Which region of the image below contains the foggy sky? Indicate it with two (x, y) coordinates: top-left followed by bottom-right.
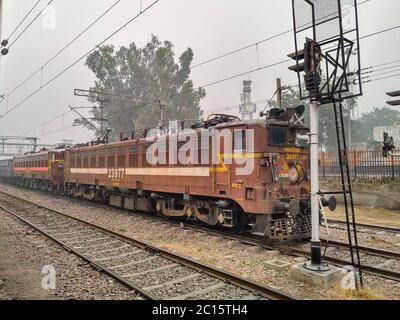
(0, 0), (399, 145)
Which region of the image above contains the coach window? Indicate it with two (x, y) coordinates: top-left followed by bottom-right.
(129, 146), (138, 167)
(107, 149), (115, 167)
(83, 152), (89, 168)
(90, 151), (97, 168)
(99, 150), (105, 168)
(234, 130), (246, 152)
(118, 148), (126, 168)
(76, 153), (82, 168)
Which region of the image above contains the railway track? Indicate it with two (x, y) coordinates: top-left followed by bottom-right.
(1, 185), (400, 284)
(287, 240), (400, 282)
(325, 219), (400, 235)
(0, 190), (296, 301)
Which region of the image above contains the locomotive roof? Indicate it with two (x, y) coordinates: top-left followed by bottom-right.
(14, 149), (64, 160)
(68, 119), (291, 152)
(214, 119), (289, 129)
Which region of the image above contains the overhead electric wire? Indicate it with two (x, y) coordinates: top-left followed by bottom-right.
(4, 0), (122, 98)
(0, 0), (389, 127)
(361, 64), (400, 75)
(22, 110), (71, 136)
(21, 102), (92, 136)
(37, 125), (75, 138)
(258, 90), (278, 119)
(361, 72), (400, 84)
(209, 98), (270, 114)
(0, 0), (161, 119)
(359, 24), (400, 41)
(186, 0), (372, 75)
(361, 68), (400, 80)
(8, 0), (56, 50)
(0, 0), (372, 115)
(100, 21), (400, 121)
(185, 19), (400, 102)
(3, 0), (42, 44)
(362, 59), (400, 71)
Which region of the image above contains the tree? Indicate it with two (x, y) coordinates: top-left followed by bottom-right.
(351, 107), (400, 146)
(270, 84), (359, 151)
(84, 35), (205, 139)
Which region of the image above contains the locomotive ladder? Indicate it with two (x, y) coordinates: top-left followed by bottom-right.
(322, 99), (363, 288)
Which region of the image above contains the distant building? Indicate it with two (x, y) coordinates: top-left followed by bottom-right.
(373, 122), (400, 145)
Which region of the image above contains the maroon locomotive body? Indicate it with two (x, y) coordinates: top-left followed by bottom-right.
(13, 150), (65, 191)
(64, 110), (314, 241)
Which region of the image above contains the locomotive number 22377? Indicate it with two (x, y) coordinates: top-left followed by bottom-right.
(107, 168), (126, 179)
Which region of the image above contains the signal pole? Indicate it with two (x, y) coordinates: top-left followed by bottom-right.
(309, 99), (322, 267)
(304, 40), (324, 269)
(289, 39), (325, 269)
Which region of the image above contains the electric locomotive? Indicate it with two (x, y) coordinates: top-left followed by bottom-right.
(63, 107), (335, 241)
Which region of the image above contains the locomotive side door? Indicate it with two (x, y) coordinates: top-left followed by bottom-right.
(210, 129), (228, 196)
(212, 127), (246, 197)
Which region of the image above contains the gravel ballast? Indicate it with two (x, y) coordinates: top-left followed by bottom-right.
(1, 183), (399, 300)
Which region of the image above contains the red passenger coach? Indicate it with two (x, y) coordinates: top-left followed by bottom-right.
(13, 150), (65, 191)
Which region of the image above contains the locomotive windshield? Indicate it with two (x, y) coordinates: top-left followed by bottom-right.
(269, 125), (308, 147)
(269, 126), (287, 146)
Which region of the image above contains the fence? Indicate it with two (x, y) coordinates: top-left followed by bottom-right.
(319, 149), (400, 180)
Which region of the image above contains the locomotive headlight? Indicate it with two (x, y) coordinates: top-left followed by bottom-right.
(288, 165), (300, 184)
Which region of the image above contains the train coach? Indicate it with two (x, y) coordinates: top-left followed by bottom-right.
(13, 150), (65, 192)
(0, 159), (13, 182)
(63, 108), (330, 241)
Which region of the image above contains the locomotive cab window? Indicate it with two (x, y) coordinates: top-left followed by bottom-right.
(269, 126), (288, 146)
(233, 130), (246, 152)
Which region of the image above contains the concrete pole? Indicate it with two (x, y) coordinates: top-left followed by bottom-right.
(309, 100), (322, 267)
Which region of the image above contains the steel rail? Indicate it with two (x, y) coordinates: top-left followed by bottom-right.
(321, 239), (400, 260)
(0, 190), (296, 301)
(282, 245), (400, 282)
(0, 202), (158, 300)
(2, 185), (400, 284)
(327, 219), (400, 234)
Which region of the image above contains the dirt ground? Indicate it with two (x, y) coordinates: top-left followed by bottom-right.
(0, 207), (138, 300)
(0, 216), (57, 300)
(326, 205), (400, 228)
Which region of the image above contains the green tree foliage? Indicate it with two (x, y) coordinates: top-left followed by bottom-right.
(272, 84), (400, 149)
(352, 107), (400, 146)
(84, 35), (205, 139)
(270, 84), (358, 151)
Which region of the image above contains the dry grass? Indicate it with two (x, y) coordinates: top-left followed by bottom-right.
(331, 286), (388, 300)
(326, 205), (400, 228)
